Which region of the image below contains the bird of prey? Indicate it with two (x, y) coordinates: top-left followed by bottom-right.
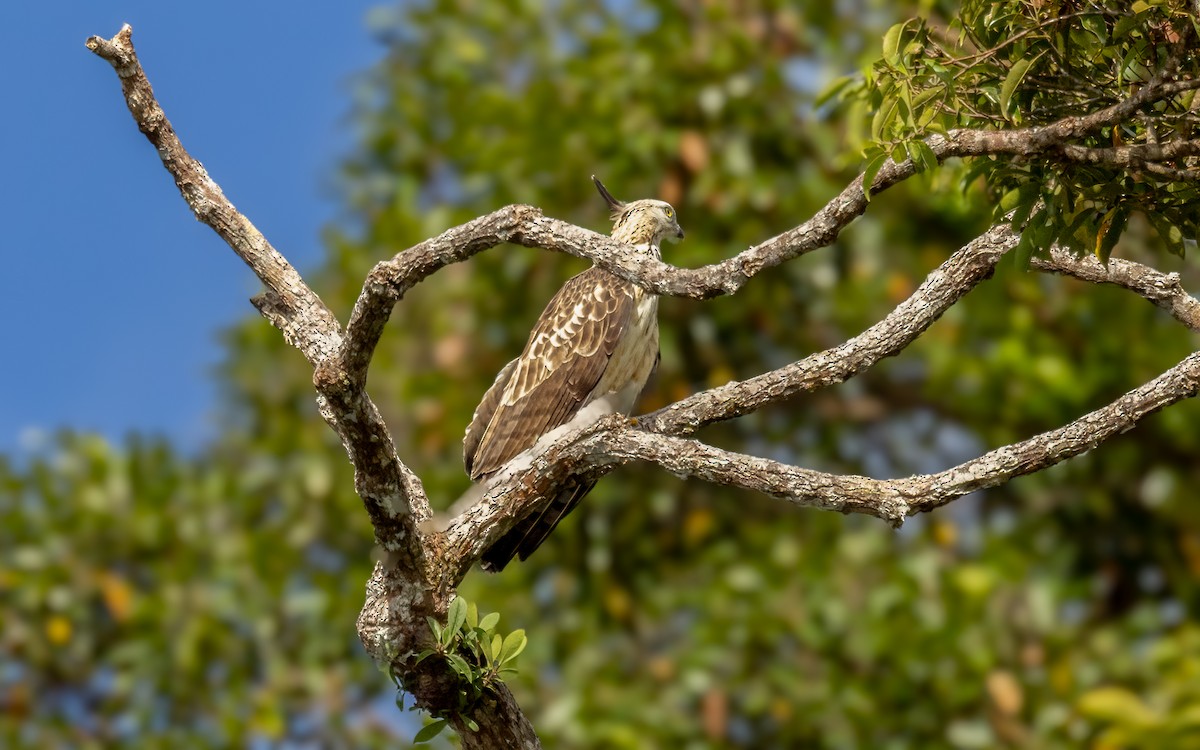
(464, 177), (684, 572)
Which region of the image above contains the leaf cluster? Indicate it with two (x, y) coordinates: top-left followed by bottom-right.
(834, 0), (1199, 263)
(404, 597), (527, 742)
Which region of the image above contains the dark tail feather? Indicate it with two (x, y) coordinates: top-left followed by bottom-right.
(480, 480), (597, 572)
(516, 480), (595, 562)
(479, 504), (543, 573)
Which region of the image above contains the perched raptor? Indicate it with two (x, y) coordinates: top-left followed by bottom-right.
(464, 177), (684, 572)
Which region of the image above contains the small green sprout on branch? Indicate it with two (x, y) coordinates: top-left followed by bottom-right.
(407, 597), (527, 743)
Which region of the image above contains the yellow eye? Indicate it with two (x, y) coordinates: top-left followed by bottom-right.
(665, 208), (674, 218)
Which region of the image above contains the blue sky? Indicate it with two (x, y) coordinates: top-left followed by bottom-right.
(5, 3), (385, 454)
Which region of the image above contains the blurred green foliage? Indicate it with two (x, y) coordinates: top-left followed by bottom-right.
(5, 0), (1200, 747)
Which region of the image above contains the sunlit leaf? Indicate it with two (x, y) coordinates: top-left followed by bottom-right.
(882, 21), (907, 67)
(414, 719), (448, 743)
(445, 596), (468, 645)
(863, 151), (889, 200)
(478, 611), (500, 634)
(499, 629), (527, 666)
(998, 57), (1033, 119)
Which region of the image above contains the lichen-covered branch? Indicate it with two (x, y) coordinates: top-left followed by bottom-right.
(430, 224), (1014, 584)
(85, 23), (430, 540)
(1033, 249), (1200, 332)
(85, 24), (512, 746)
(601, 347), (1200, 518)
(1056, 139), (1200, 167)
(84, 25), (342, 367)
(639, 221), (1019, 435)
(436, 337), (1200, 587)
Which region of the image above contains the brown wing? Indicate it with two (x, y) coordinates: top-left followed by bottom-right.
(466, 267), (634, 480)
(464, 357), (519, 477)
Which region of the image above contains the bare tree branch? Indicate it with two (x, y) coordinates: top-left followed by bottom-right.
(640, 221), (1019, 435)
(84, 24), (497, 743)
(88, 24), (435, 562)
(603, 347), (1200, 517)
(84, 25), (342, 366)
(1136, 162), (1200, 181)
(1033, 249), (1200, 332)
(1056, 139), (1200, 167)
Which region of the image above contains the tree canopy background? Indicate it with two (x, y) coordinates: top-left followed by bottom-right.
(5, 0), (1200, 747)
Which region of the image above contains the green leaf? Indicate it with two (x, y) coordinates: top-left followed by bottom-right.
(911, 84), (943, 109)
(815, 75), (855, 108)
(444, 597), (467, 646)
(998, 57), (1033, 119)
(1013, 231), (1036, 271)
(1028, 209), (1057, 258)
(499, 629), (528, 665)
(895, 83), (913, 125)
(959, 156), (996, 193)
(862, 151), (889, 200)
(1150, 215), (1186, 257)
(490, 634), (503, 664)
(882, 22), (906, 67)
(426, 616), (442, 644)
(1095, 206), (1128, 263)
(1014, 206), (1049, 269)
(478, 611), (500, 634)
(871, 98), (899, 141)
(465, 600), (478, 630)
(446, 653), (475, 682)
(414, 719), (448, 743)
(1113, 14), (1143, 41)
(906, 140), (937, 173)
(999, 187), (1023, 212)
(1060, 209), (1094, 256)
(1080, 14), (1108, 48)
(1008, 190), (1038, 230)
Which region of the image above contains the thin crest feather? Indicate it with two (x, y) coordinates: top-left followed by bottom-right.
(591, 175), (626, 221)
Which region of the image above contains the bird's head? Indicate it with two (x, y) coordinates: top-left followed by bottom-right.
(593, 176), (684, 249)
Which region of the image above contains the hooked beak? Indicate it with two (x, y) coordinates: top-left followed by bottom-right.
(675, 226), (685, 240)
